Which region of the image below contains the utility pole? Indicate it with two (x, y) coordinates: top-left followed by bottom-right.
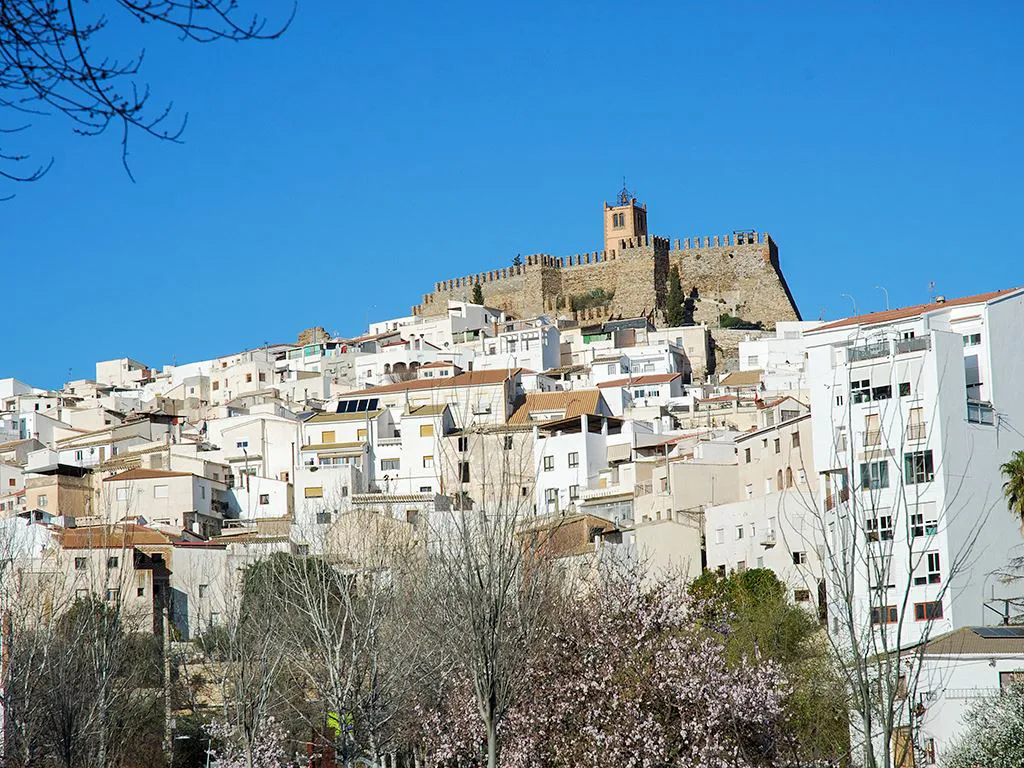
(163, 602), (173, 767)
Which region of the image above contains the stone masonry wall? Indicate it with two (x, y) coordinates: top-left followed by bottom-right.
(412, 231), (800, 329)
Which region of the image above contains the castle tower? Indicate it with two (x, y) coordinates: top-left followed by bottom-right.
(603, 183), (648, 253)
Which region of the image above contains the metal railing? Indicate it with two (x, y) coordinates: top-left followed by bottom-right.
(847, 342), (891, 363)
(906, 423), (927, 441)
(894, 336), (931, 354)
(945, 687), (1001, 700)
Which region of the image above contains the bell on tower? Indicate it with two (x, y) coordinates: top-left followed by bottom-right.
(603, 178), (648, 253)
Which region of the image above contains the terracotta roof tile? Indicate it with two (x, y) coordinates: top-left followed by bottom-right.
(103, 467), (191, 482)
(812, 288), (1022, 332)
(718, 370), (763, 387)
(507, 390), (605, 426)
(60, 523), (177, 549)
(597, 373), (681, 388)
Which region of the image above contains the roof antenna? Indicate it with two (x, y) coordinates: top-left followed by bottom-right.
(928, 281), (936, 302)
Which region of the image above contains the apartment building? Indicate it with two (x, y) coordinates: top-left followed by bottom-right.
(102, 468), (228, 536)
(704, 406), (823, 610)
(805, 288), (1024, 648)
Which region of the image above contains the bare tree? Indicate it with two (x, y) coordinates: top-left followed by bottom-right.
(0, 0), (294, 187)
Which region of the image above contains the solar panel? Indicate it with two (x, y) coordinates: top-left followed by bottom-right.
(973, 626), (1024, 639)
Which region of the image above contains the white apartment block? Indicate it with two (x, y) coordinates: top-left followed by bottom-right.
(805, 288), (1024, 649)
(472, 316), (560, 374)
(738, 320), (823, 393)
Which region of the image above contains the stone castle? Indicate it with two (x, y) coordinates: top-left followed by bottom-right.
(412, 190), (802, 328)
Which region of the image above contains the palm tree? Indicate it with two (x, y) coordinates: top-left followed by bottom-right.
(1000, 450), (1024, 523)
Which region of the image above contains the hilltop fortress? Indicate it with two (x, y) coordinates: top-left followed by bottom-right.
(412, 191), (801, 328)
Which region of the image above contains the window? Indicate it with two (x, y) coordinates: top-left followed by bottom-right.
(154, 484), (169, 499)
(543, 456), (554, 471)
(212, 381), (220, 391)
(911, 511), (938, 537)
(791, 432), (801, 449)
(356, 428), (368, 441)
(746, 355), (759, 367)
(316, 511), (333, 525)
(422, 455), (434, 468)
(774, 438), (781, 453)
(259, 372), (266, 382)
(137, 586), (145, 597)
(381, 459), (400, 471)
(198, 584), (209, 598)
(116, 487), (129, 501)
(38, 494), (47, 507)
(568, 452), (579, 468)
(794, 589), (811, 603)
(736, 525), (744, 540)
(913, 551), (941, 585)
(74, 557), (87, 571)
(107, 556), (119, 569)
(792, 551), (807, 565)
(776, 469), (783, 491)
(105, 588), (120, 602)
(745, 483), (753, 498)
(246, 373), (253, 383)
(963, 333), (981, 347)
(866, 515), (893, 542)
(321, 430), (336, 444)
(545, 488), (558, 505)
(871, 385), (892, 401)
(904, 450), (935, 484)
(419, 424), (434, 438)
(736, 560), (747, 573)
(258, 494), (270, 505)
(899, 381), (911, 397)
(744, 448), (751, 463)
(852, 379), (870, 403)
(871, 605), (898, 625)
(503, 435), (514, 450)
(459, 461), (470, 483)
(914, 601), (943, 621)
(457, 436), (469, 452)
(835, 394), (845, 407)
(304, 487), (323, 498)
(569, 485), (579, 499)
(860, 461), (889, 490)
(715, 528), (725, 545)
(797, 468), (806, 484)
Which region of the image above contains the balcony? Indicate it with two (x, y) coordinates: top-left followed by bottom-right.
(847, 342), (890, 363)
(760, 531), (777, 548)
(376, 436), (403, 447)
(906, 423), (927, 442)
(894, 336), (931, 354)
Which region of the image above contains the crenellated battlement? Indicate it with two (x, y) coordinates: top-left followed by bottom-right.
(411, 218), (798, 327)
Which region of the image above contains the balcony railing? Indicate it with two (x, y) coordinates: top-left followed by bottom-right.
(760, 531), (777, 548)
(906, 423), (927, 441)
(894, 336), (931, 354)
(847, 342), (891, 363)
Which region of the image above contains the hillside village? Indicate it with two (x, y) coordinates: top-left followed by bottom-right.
(3, 201), (1024, 766)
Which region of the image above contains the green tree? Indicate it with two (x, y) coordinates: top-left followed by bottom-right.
(1001, 450), (1024, 524)
(689, 568), (850, 764)
(472, 283), (484, 305)
(665, 265), (685, 326)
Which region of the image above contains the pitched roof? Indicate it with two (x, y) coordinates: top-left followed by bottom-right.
(419, 361), (456, 369)
(597, 373), (681, 388)
(718, 369), (763, 387)
(917, 626), (1024, 656)
(103, 468), (191, 482)
(506, 390), (604, 426)
(811, 288), (1022, 332)
(60, 523), (177, 549)
(338, 369), (519, 398)
(404, 404), (449, 417)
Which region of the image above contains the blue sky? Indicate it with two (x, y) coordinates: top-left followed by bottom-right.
(4, 2), (1023, 388)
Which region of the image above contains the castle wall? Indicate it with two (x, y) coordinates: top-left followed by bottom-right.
(412, 232), (800, 329)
